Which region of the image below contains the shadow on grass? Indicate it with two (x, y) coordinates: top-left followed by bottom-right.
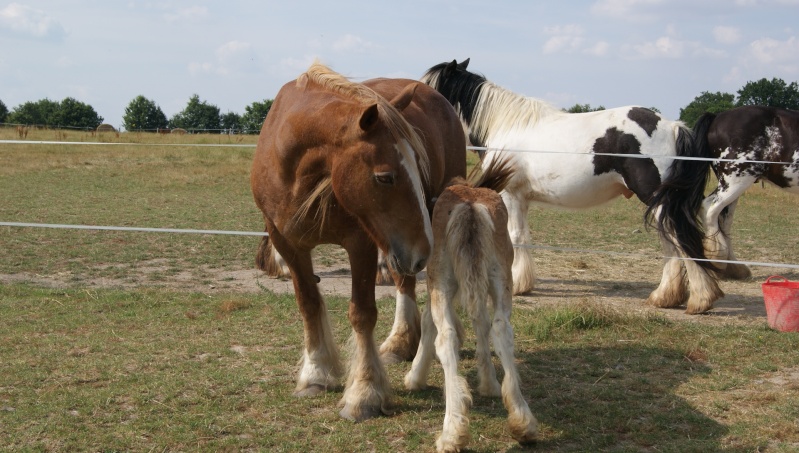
(402, 342), (755, 452)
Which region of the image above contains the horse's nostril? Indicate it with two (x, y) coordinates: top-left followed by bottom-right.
(413, 258), (427, 274)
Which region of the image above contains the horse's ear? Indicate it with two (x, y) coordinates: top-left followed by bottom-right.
(359, 104), (380, 131)
(390, 83), (417, 113)
(459, 58), (470, 69)
(444, 59), (458, 75)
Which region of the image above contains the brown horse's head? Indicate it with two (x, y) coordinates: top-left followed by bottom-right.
(296, 64), (433, 275)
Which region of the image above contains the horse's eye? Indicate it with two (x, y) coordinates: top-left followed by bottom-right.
(374, 172), (395, 186)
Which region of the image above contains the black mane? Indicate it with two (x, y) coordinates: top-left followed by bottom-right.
(422, 59), (488, 147)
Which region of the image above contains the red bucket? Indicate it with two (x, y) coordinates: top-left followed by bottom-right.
(761, 276), (799, 332)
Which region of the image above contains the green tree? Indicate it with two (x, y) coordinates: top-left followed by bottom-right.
(0, 99), (8, 123)
(679, 91), (736, 127)
(123, 95), (168, 132)
(220, 111), (242, 133)
(55, 97), (103, 129)
(736, 77), (799, 110)
(169, 94), (221, 132)
(8, 98), (60, 126)
(564, 103), (606, 113)
(240, 99), (273, 134)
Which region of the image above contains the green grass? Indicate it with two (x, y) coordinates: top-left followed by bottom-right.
(2, 128), (799, 451)
(2, 284), (799, 451)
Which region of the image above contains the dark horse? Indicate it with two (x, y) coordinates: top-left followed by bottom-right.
(422, 59), (722, 313)
(695, 105), (799, 280)
(251, 62), (465, 421)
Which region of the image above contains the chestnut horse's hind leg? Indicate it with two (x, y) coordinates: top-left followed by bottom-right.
(379, 271), (421, 364)
(339, 239), (392, 422)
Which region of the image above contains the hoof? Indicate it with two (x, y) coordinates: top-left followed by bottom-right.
(379, 338), (417, 364)
(720, 263), (752, 281)
(338, 403), (386, 423)
(293, 384), (327, 398)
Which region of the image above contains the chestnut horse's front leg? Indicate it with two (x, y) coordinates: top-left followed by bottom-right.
(338, 236), (393, 422)
(270, 232), (343, 397)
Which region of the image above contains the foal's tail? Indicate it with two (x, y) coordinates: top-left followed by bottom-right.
(644, 121), (716, 271)
(446, 202), (494, 311)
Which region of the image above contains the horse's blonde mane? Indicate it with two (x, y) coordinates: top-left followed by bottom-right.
(299, 62), (430, 185)
(472, 81), (562, 142)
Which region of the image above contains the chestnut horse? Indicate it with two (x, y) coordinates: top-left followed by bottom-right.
(422, 59), (722, 314)
(405, 156), (537, 452)
(251, 62), (466, 421)
(695, 105), (799, 280)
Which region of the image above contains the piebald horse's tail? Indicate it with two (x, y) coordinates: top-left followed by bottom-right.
(644, 123), (717, 271)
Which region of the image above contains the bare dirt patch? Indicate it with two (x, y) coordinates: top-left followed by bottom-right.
(2, 249), (791, 328)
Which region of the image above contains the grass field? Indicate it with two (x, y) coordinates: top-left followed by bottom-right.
(2, 128), (799, 451)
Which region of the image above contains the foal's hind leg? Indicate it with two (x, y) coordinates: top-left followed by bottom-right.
(489, 276), (538, 444)
(430, 283), (472, 452)
(379, 271), (421, 364)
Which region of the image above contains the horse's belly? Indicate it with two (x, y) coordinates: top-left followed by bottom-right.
(517, 157), (628, 209)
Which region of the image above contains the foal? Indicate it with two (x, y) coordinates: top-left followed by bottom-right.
(405, 156), (537, 452)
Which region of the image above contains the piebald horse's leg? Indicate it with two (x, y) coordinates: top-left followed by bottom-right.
(719, 199), (752, 280)
(339, 238), (392, 422)
(647, 206), (723, 314)
(502, 191), (536, 295)
(379, 270), (421, 364)
(270, 234), (342, 396)
(704, 176), (754, 280)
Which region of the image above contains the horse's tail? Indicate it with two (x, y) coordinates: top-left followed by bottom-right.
(644, 121), (717, 271)
(255, 233), (291, 278)
(446, 202), (494, 312)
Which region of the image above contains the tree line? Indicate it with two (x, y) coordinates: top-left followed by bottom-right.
(1, 77), (796, 133)
(0, 94), (273, 134)
(561, 77), (798, 126)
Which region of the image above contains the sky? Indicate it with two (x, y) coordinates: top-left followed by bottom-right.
(1, 0), (798, 130)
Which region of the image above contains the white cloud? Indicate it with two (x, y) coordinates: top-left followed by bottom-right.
(624, 34), (726, 59)
(713, 26), (741, 44)
(331, 34), (376, 53)
(0, 3), (66, 41)
(748, 36), (799, 64)
(189, 40), (257, 76)
(165, 6), (209, 23)
(590, 0), (664, 21)
(542, 24), (609, 57)
(584, 41), (610, 56)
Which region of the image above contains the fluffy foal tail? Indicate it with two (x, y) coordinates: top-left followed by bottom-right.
(644, 121), (716, 271)
(444, 155), (514, 307)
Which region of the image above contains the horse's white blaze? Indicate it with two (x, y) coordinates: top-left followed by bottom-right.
(396, 140), (433, 247)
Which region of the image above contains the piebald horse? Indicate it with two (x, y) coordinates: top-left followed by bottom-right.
(695, 105), (799, 280)
(405, 157), (537, 452)
(251, 62), (465, 421)
(422, 59), (722, 314)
